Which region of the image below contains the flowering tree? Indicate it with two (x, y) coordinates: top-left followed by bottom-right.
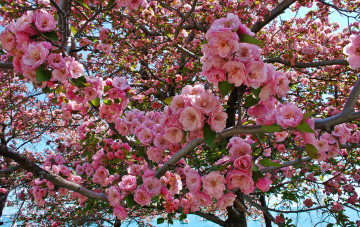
(1, 0), (360, 226)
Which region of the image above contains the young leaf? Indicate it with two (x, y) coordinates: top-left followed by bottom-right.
(303, 111), (315, 119)
(296, 120), (315, 133)
(244, 94), (259, 108)
(157, 218), (165, 224)
(75, 0), (89, 9)
(107, 0), (115, 7)
(44, 31), (59, 42)
(103, 99), (113, 105)
(219, 80), (232, 96)
(69, 76), (87, 87)
(91, 97), (100, 107)
(36, 65), (52, 82)
(162, 97), (173, 105)
(259, 159), (282, 167)
(239, 33), (264, 45)
(305, 144), (319, 159)
(261, 124), (282, 132)
(126, 194), (136, 209)
(203, 123), (216, 147)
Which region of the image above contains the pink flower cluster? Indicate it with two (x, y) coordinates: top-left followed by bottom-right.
(248, 99), (303, 129)
(343, 34), (360, 69)
(200, 13), (289, 99)
(116, 0), (143, 9)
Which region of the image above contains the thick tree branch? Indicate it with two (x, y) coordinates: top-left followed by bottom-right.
(0, 165), (20, 174)
(194, 211), (225, 226)
(264, 58), (349, 68)
(0, 145), (108, 202)
(0, 63), (14, 69)
(251, 0), (297, 33)
(242, 194), (277, 224)
(260, 157), (312, 173)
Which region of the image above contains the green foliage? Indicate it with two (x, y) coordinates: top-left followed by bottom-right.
(36, 65), (52, 82)
(203, 123), (216, 147)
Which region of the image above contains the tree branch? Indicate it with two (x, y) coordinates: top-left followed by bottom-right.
(251, 0), (297, 33)
(194, 211), (225, 226)
(268, 205), (330, 214)
(242, 194), (277, 224)
(0, 165), (20, 174)
(260, 157), (312, 173)
(264, 57), (349, 68)
(0, 145), (108, 202)
(0, 63), (14, 69)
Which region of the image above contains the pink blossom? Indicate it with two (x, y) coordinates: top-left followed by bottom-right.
(247, 103), (271, 118)
(233, 155), (252, 172)
(212, 13), (240, 30)
(223, 61), (246, 86)
(47, 53), (66, 69)
(203, 68), (226, 86)
(164, 127), (183, 143)
(146, 147), (163, 163)
(0, 30), (16, 52)
(245, 61), (266, 89)
(194, 192), (212, 207)
(129, 0), (143, 9)
(170, 95), (185, 113)
(206, 28), (239, 58)
(118, 175), (137, 192)
(331, 202), (343, 212)
(179, 107), (203, 131)
(217, 192), (237, 210)
(208, 108), (228, 132)
(134, 188), (151, 206)
(229, 142), (252, 162)
(303, 198), (313, 208)
(108, 186), (122, 207)
(236, 43), (261, 61)
(113, 206), (128, 220)
(274, 131), (288, 142)
(186, 169), (202, 193)
(226, 170), (254, 194)
(276, 103), (303, 128)
(34, 11), (57, 32)
(256, 177), (272, 192)
(343, 34), (360, 69)
(153, 134), (170, 149)
(137, 127), (154, 145)
(143, 177), (162, 196)
(66, 58), (84, 79)
(202, 172), (226, 199)
(190, 92), (218, 115)
(320, 162), (331, 172)
(22, 42), (49, 69)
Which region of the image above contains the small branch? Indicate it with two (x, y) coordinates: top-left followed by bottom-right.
(251, 0), (297, 33)
(0, 63), (14, 69)
(194, 211), (225, 226)
(260, 156), (312, 173)
(264, 57), (349, 68)
(268, 205), (330, 213)
(0, 145), (108, 202)
(0, 165), (20, 174)
(242, 194), (277, 224)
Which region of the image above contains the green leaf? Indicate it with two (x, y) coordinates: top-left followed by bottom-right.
(252, 171), (264, 182)
(103, 99), (113, 105)
(126, 194), (136, 209)
(203, 123), (216, 147)
(219, 80), (232, 96)
(70, 76), (87, 87)
(162, 97), (173, 105)
(44, 31), (59, 42)
(303, 111), (315, 119)
(296, 120), (315, 133)
(157, 218), (165, 224)
(70, 26), (77, 35)
(75, 0), (89, 9)
(244, 94), (259, 108)
(259, 159), (282, 167)
(261, 124), (282, 132)
(239, 33), (264, 45)
(36, 65), (52, 82)
(91, 97), (100, 107)
(305, 144), (319, 159)
(107, 0), (115, 7)
(252, 164), (259, 171)
(217, 163), (231, 172)
(250, 87), (261, 98)
(179, 213), (187, 221)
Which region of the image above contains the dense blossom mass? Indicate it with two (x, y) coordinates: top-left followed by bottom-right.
(0, 0), (360, 227)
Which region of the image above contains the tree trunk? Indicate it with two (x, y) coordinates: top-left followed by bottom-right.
(114, 218), (121, 227)
(224, 206), (247, 227)
(260, 195), (272, 227)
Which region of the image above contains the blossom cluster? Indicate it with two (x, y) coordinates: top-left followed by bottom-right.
(343, 34), (360, 69)
(200, 13), (289, 101)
